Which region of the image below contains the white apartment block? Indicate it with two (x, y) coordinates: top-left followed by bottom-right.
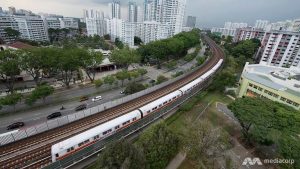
(106, 18), (134, 47)
(134, 21), (169, 44)
(108, 1), (121, 19)
(259, 31), (300, 68)
(43, 17), (62, 29)
(128, 2), (138, 23)
(234, 27), (265, 42)
(161, 0), (186, 36)
(59, 17), (79, 29)
(85, 10), (107, 37)
(0, 14), (19, 42)
(254, 20), (269, 30)
(212, 22), (248, 37)
(144, 0), (164, 22)
(224, 22), (248, 30)
(14, 15), (48, 41)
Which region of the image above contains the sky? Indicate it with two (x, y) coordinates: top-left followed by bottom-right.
(1, 0), (300, 28)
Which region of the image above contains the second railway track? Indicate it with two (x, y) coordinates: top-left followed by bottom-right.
(0, 35), (224, 169)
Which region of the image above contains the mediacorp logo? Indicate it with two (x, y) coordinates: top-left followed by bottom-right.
(242, 158), (263, 166)
(242, 157), (295, 166)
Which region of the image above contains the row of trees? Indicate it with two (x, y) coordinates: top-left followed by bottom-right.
(138, 29), (201, 67)
(95, 122), (179, 169)
(228, 97), (300, 168)
(208, 35), (261, 92)
(0, 47), (104, 93)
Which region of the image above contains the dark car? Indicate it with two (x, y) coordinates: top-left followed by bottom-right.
(80, 96), (89, 102)
(75, 104), (87, 111)
(47, 112), (62, 120)
(7, 122), (25, 130)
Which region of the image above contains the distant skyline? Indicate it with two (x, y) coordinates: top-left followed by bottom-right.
(1, 0), (300, 28)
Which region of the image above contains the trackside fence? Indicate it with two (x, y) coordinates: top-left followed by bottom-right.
(0, 56), (212, 146)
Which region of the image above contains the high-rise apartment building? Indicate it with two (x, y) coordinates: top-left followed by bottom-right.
(254, 20), (269, 30)
(59, 17), (79, 29)
(0, 15), (19, 42)
(212, 22), (248, 37)
(186, 16), (196, 28)
(85, 9), (107, 37)
(258, 31), (300, 68)
(134, 21), (169, 44)
(234, 27), (265, 42)
(108, 1), (121, 19)
(144, 0), (164, 22)
(128, 2), (138, 23)
(106, 18), (134, 47)
(137, 6), (144, 22)
(161, 0), (186, 36)
(8, 7), (16, 15)
(14, 15), (49, 42)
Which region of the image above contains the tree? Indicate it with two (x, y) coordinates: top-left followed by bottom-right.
(115, 38), (124, 49)
(156, 75), (168, 84)
(103, 75), (116, 89)
(81, 50), (104, 82)
(130, 71), (140, 82)
(183, 119), (230, 163)
(134, 36), (143, 46)
(20, 48), (46, 85)
(115, 71), (130, 87)
(27, 84), (54, 105)
(137, 68), (147, 80)
(0, 93), (22, 112)
(111, 47), (141, 70)
(103, 34), (111, 40)
(228, 97), (300, 144)
(137, 122), (179, 169)
(4, 27), (21, 40)
(94, 79), (103, 88)
(124, 82), (146, 94)
(96, 140), (146, 169)
(0, 50), (21, 93)
(57, 48), (81, 87)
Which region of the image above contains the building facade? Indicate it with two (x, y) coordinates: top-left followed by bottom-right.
(258, 31), (300, 68)
(212, 22), (248, 37)
(238, 62), (300, 110)
(106, 18), (134, 47)
(134, 21), (169, 44)
(254, 20), (269, 30)
(234, 27), (265, 42)
(108, 1), (121, 19)
(59, 17), (79, 29)
(85, 10), (107, 37)
(186, 16), (196, 28)
(14, 15), (49, 42)
(0, 14), (19, 42)
(128, 2), (138, 23)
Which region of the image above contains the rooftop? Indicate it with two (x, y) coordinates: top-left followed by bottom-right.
(243, 63), (300, 97)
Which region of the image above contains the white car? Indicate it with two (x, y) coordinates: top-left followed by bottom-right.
(92, 96), (102, 102)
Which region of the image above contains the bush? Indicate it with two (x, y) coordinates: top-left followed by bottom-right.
(172, 71), (184, 78)
(156, 75), (168, 84)
(196, 56), (206, 66)
(165, 61), (177, 70)
(94, 79), (103, 88)
(124, 83), (146, 94)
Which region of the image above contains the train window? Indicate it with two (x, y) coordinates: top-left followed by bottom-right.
(159, 104), (162, 107)
(169, 99), (171, 102)
(107, 129), (112, 133)
(132, 117), (136, 121)
(163, 101), (167, 105)
(94, 136), (99, 140)
(67, 148), (72, 152)
(71, 147), (74, 151)
(84, 140), (89, 144)
(55, 154), (59, 158)
(172, 97), (176, 99)
(115, 125), (120, 130)
(78, 142), (84, 147)
(103, 131), (107, 135)
(147, 110), (150, 113)
(122, 120), (130, 126)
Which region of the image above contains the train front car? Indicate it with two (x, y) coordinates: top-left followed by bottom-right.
(51, 110), (142, 162)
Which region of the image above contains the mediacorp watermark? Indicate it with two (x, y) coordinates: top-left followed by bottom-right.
(242, 157), (294, 166)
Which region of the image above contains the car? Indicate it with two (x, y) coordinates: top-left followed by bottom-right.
(47, 112), (62, 120)
(7, 122), (25, 130)
(120, 90), (125, 94)
(80, 96), (89, 102)
(92, 96), (102, 102)
(75, 104), (87, 111)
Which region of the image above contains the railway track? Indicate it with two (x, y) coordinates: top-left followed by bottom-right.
(0, 35), (224, 169)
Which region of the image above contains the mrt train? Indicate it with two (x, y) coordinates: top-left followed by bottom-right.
(51, 59), (223, 162)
